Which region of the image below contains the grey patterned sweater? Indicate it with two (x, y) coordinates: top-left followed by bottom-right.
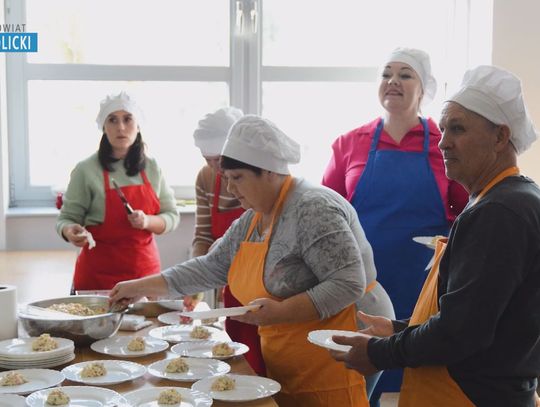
(163, 178), (394, 320)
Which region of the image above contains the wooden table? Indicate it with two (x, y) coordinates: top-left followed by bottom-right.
(0, 250), (277, 406)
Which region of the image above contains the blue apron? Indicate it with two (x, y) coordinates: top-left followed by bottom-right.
(351, 118), (448, 396)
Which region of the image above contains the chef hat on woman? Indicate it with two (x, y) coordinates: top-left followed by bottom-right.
(96, 91), (145, 131)
(193, 107), (244, 155)
(222, 115), (301, 175)
(448, 65), (538, 155)
(385, 47), (437, 105)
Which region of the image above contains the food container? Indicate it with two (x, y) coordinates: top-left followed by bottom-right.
(19, 295), (125, 345)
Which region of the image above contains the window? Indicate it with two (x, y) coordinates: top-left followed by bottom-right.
(6, 0), (492, 207)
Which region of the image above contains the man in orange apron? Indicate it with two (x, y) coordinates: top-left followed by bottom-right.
(192, 107), (265, 375)
(330, 66), (540, 406)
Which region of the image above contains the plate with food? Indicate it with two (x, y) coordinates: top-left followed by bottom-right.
(307, 329), (361, 352)
(61, 359), (146, 385)
(412, 235), (446, 250)
(148, 324), (227, 343)
(90, 336), (169, 358)
(0, 336), (74, 360)
(124, 386), (212, 407)
(171, 340), (249, 360)
(180, 304), (261, 320)
(0, 369), (65, 396)
(147, 356), (230, 382)
(25, 386), (127, 407)
(192, 374), (281, 402)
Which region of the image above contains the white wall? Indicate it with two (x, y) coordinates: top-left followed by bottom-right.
(493, 0), (540, 181)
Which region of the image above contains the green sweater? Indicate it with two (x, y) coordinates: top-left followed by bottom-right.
(56, 153), (179, 237)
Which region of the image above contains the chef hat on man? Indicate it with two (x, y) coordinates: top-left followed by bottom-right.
(222, 115), (301, 175)
(193, 107), (244, 156)
(448, 65), (538, 155)
(96, 91), (145, 131)
(385, 47), (437, 105)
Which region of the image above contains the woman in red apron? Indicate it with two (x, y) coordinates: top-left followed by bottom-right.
(57, 91), (179, 291)
(192, 107), (266, 375)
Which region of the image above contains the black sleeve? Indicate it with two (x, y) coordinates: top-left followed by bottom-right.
(368, 203), (530, 369)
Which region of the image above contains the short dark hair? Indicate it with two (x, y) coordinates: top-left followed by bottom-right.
(220, 155), (262, 175)
(98, 132), (146, 176)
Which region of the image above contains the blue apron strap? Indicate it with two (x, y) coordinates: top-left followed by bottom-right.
(369, 118), (385, 153)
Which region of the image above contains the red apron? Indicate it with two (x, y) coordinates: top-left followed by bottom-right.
(210, 173), (266, 375)
(73, 170), (161, 290)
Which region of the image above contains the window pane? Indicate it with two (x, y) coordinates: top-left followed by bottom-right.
(262, 82), (381, 183)
(26, 0), (229, 66)
(263, 0), (449, 67)
(27, 81), (229, 193)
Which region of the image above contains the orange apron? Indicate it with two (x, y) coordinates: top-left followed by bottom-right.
(73, 170), (161, 290)
(228, 176), (368, 407)
(399, 166), (519, 407)
(210, 173), (265, 375)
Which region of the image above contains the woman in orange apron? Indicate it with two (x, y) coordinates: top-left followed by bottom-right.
(331, 65), (540, 406)
(110, 115), (396, 407)
(57, 91), (179, 291)
(192, 107), (266, 375)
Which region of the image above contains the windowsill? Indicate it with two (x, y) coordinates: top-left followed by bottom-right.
(6, 205), (197, 218)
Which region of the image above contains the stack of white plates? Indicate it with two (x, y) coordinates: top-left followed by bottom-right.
(0, 337), (75, 369)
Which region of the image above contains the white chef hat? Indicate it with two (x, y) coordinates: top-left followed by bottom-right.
(222, 115), (301, 175)
(385, 47), (437, 105)
(448, 65), (538, 155)
(193, 107), (244, 155)
(96, 91), (145, 131)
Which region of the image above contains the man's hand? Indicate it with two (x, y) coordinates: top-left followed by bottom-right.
(357, 311), (394, 337)
(330, 332), (379, 375)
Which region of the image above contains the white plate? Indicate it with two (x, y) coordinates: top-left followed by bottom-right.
(147, 357), (230, 382)
(61, 359), (147, 385)
(0, 353), (75, 370)
(307, 329), (361, 352)
(0, 393), (26, 406)
(180, 305), (261, 320)
(192, 374), (281, 402)
(124, 386), (212, 407)
(157, 311), (225, 326)
(26, 386), (127, 407)
(148, 325), (227, 344)
(412, 236), (441, 250)
(0, 337), (74, 360)
(90, 336), (169, 358)
(0, 369), (65, 396)
(171, 341), (249, 360)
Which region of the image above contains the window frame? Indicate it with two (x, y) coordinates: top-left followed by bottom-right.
(5, 0), (492, 207)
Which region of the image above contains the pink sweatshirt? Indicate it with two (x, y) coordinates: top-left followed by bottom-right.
(322, 117), (468, 223)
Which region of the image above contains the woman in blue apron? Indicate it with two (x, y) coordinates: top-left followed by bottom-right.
(323, 47), (468, 406)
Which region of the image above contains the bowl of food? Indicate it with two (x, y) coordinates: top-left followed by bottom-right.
(19, 296), (125, 345)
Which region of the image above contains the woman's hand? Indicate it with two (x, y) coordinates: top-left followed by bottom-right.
(357, 311), (394, 337)
(128, 210), (148, 230)
(231, 298), (284, 326)
(109, 279), (146, 306)
(62, 224), (89, 248)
